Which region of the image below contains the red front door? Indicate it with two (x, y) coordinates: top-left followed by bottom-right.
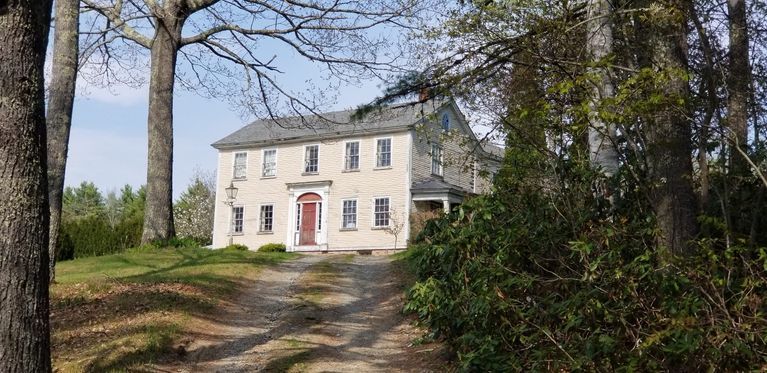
(299, 203), (317, 245)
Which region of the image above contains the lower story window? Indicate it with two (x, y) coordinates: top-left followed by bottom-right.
(232, 206), (244, 234)
(342, 200), (357, 229)
(374, 197), (390, 227)
(259, 204), (274, 232)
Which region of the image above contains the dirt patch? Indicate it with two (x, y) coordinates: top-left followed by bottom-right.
(51, 282), (210, 372)
(153, 254), (449, 372)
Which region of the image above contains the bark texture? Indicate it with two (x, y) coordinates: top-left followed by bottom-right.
(46, 0), (80, 282)
(586, 0), (619, 176)
(727, 0), (750, 172)
(141, 12), (185, 243)
(0, 1), (54, 372)
(643, 0), (699, 254)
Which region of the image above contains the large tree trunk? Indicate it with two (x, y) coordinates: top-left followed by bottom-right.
(586, 0), (619, 177)
(0, 1), (54, 372)
(727, 0), (750, 173)
(141, 18), (184, 243)
(642, 0), (698, 255)
(46, 0), (80, 282)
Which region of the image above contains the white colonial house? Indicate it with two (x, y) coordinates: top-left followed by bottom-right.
(210, 99), (503, 252)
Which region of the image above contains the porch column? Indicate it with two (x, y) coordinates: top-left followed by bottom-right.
(443, 198), (450, 213)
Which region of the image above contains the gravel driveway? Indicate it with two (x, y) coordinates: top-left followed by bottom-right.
(153, 254), (447, 372)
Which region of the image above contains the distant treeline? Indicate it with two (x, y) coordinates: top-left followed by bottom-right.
(58, 174), (214, 260)
(58, 183), (145, 260)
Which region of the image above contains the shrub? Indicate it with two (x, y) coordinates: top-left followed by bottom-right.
(405, 172), (767, 371)
(163, 236), (200, 248)
(59, 215), (142, 260)
(224, 243), (249, 251)
(258, 243), (286, 252)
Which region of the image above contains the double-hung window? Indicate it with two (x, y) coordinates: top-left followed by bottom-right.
(231, 206), (244, 234)
(431, 144), (443, 176)
(344, 141), (360, 171)
(262, 149), (277, 177)
(373, 197), (390, 227)
(304, 145), (319, 173)
(342, 200), (357, 229)
(233, 152), (247, 179)
(259, 204), (274, 232)
(376, 138), (391, 168)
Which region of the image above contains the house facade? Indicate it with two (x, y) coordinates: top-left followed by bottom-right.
(210, 100), (502, 252)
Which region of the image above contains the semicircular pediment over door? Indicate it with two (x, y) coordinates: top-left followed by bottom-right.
(297, 192), (322, 202)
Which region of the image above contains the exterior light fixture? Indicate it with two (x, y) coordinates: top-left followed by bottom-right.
(224, 182), (239, 246)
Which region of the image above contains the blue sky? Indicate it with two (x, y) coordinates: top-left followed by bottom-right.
(66, 76), (385, 199)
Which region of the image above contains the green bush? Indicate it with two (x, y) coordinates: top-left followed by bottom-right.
(224, 243), (249, 251)
(405, 170), (767, 371)
(59, 215), (142, 260)
(257, 243), (286, 252)
(163, 236), (200, 248)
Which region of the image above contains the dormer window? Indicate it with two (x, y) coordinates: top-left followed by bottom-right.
(441, 113), (450, 131)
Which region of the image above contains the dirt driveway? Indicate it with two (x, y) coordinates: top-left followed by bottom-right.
(152, 254), (447, 372)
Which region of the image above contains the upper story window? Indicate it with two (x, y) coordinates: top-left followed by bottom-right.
(344, 141), (360, 171)
(441, 113), (450, 131)
(373, 197), (390, 227)
(259, 204), (274, 232)
(470, 160), (477, 193)
(304, 145), (319, 174)
(431, 144), (443, 176)
(376, 138), (391, 168)
(342, 199), (357, 229)
(231, 206), (244, 234)
(233, 152), (247, 179)
(262, 149), (277, 177)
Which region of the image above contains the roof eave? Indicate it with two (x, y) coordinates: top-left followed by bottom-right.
(211, 124), (416, 151)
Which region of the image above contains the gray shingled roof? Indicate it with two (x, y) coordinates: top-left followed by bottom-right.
(211, 101), (445, 149)
(411, 178), (470, 193)
(481, 143), (505, 159)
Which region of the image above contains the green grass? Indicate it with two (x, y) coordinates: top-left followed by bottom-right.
(51, 247), (298, 372)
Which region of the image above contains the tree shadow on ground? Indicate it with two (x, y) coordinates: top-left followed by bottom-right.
(165, 256), (449, 372)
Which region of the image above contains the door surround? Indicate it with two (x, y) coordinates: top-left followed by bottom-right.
(285, 181), (331, 252)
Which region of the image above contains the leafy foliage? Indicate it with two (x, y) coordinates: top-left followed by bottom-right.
(405, 161), (767, 371)
(224, 243), (250, 251)
(174, 172), (215, 245)
(258, 243), (286, 252)
(59, 183), (146, 260)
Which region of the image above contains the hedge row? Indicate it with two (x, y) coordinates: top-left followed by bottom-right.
(405, 193), (767, 371)
(58, 216), (143, 260)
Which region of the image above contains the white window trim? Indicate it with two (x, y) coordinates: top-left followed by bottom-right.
(303, 144), (321, 174)
(231, 204), (245, 235)
(258, 203), (275, 233)
(340, 198), (358, 230)
(371, 196), (391, 228)
(232, 151), (248, 180)
(431, 143), (443, 176)
(441, 112), (450, 131)
(342, 140), (361, 171)
(373, 137), (393, 169)
(261, 148), (278, 178)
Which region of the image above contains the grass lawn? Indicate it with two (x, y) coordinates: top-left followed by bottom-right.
(50, 247), (297, 372)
